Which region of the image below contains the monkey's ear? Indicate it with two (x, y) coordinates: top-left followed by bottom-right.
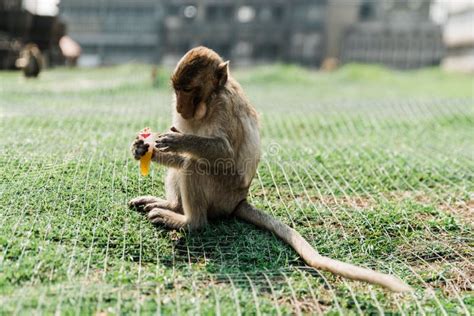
(216, 61), (229, 86)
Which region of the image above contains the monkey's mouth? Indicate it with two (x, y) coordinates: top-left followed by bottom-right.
(178, 105), (195, 120)
(180, 111), (193, 119)
(177, 97), (202, 120)
(182, 97), (201, 119)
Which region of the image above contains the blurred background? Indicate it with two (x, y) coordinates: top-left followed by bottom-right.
(0, 0), (472, 73)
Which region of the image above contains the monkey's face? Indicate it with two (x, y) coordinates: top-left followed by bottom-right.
(171, 47), (229, 120)
(174, 85), (204, 120)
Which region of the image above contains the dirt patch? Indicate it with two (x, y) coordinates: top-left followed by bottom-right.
(257, 189), (473, 224)
(277, 293), (331, 314)
(253, 188), (375, 209)
(439, 200), (474, 225)
(310, 195), (373, 209)
(413, 261), (473, 297)
(442, 261), (474, 296)
(386, 190), (432, 204)
(287, 193), (375, 209)
(382, 191), (472, 224)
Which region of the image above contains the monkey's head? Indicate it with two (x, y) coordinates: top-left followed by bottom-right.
(171, 46), (229, 120)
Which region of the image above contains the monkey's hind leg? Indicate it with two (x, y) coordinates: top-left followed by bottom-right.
(147, 208), (187, 229)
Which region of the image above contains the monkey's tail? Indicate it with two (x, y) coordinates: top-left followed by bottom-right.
(234, 200), (412, 292)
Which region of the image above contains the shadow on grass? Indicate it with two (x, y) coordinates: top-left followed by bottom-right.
(154, 218), (326, 290)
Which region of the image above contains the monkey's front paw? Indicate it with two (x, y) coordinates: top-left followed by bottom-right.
(155, 132), (184, 153)
(131, 138), (150, 160)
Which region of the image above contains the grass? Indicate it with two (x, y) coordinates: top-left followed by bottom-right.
(0, 63), (473, 315)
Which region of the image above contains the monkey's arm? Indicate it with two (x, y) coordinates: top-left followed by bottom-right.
(156, 132), (233, 162)
(152, 151), (189, 169)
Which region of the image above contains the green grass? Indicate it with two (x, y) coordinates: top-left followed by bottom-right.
(0, 64), (473, 315)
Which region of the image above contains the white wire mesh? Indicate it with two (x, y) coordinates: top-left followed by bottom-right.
(0, 67), (472, 315)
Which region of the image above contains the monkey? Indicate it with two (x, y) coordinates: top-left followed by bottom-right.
(129, 46), (411, 292)
(15, 43), (42, 78)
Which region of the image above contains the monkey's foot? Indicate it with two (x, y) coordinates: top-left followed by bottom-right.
(144, 202), (183, 214)
(128, 196), (166, 212)
(147, 208), (187, 230)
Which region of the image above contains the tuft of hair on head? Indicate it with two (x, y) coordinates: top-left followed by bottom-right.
(186, 46), (223, 62)
(172, 46), (228, 89)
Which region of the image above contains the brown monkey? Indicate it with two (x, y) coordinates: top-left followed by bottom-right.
(129, 47), (411, 292)
(16, 43), (42, 78)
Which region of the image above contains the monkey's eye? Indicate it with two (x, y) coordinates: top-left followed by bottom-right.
(182, 87), (193, 93)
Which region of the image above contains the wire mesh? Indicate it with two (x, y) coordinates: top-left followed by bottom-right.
(0, 67), (472, 315)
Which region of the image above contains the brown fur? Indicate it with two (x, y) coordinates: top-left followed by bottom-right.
(16, 43), (42, 78)
(129, 47), (411, 292)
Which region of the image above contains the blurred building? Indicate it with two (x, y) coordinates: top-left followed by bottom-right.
(60, 0), (162, 66)
(59, 0), (444, 69)
(161, 0), (327, 66)
(441, 1), (474, 73)
(60, 0), (327, 67)
(341, 0), (444, 69)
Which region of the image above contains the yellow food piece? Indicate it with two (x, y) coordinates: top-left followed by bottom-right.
(140, 150), (152, 176)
